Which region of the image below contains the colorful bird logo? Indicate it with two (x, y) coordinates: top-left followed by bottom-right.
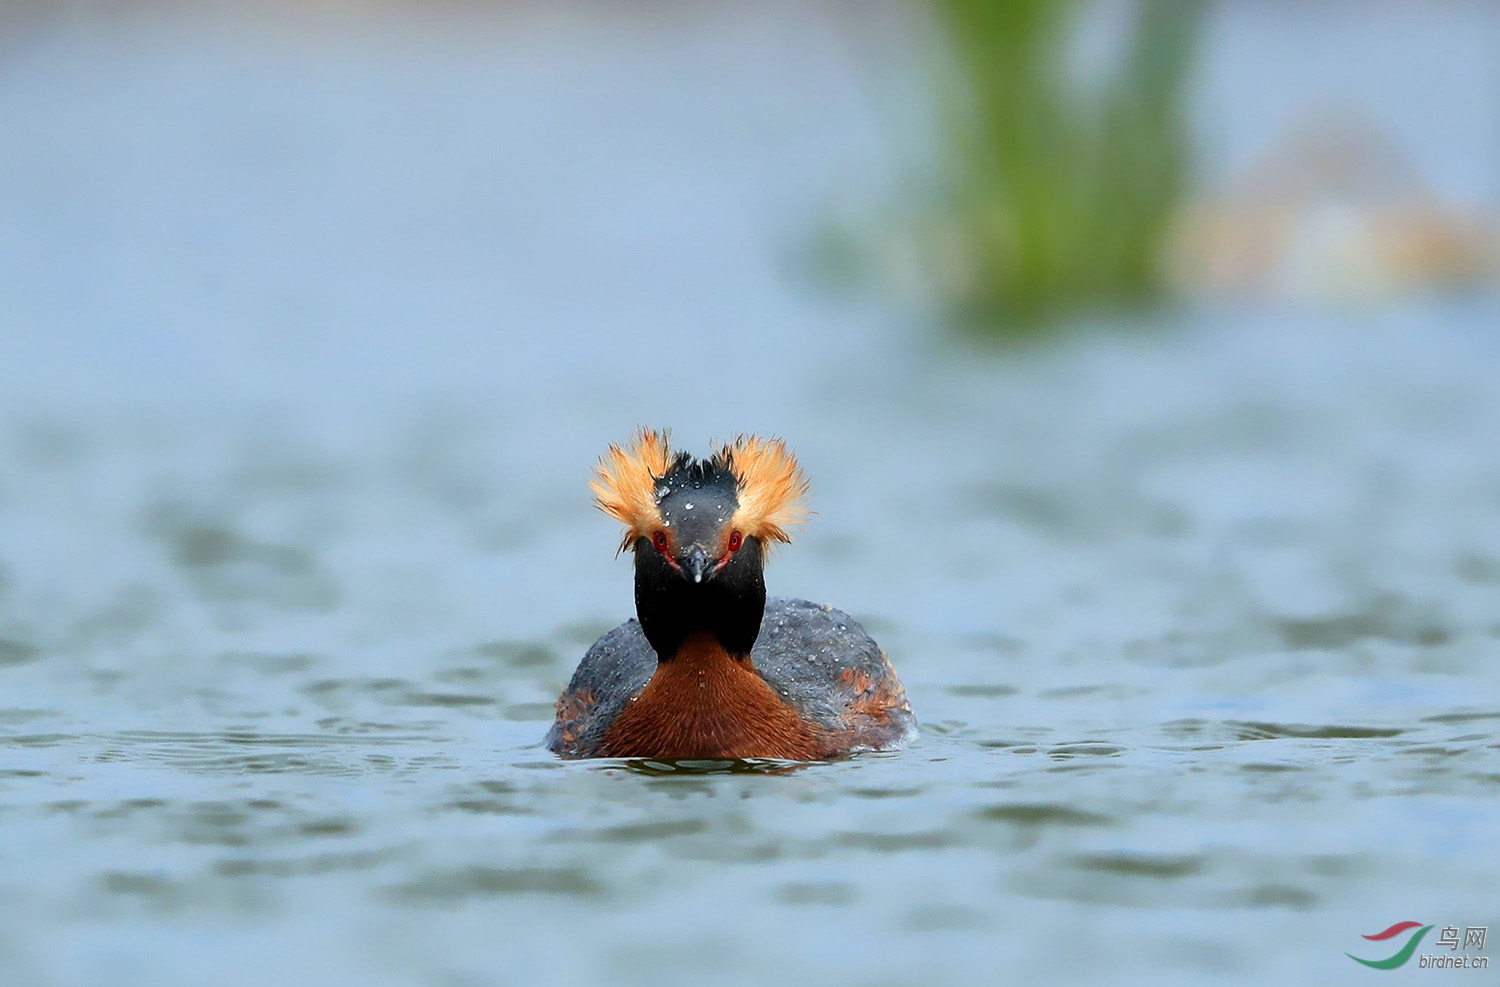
(1347, 921), (1433, 969)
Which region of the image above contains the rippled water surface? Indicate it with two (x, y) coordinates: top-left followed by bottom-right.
(3, 6), (1500, 985)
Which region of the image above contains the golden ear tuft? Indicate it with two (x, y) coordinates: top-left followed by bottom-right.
(590, 427), (674, 553)
(718, 435), (810, 547)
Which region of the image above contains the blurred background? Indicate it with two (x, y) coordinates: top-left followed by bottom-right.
(2, 2), (1499, 985)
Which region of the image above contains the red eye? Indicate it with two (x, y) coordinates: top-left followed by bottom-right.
(727, 530), (743, 552)
(651, 531), (669, 552)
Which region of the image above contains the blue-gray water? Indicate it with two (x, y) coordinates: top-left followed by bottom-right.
(2, 5), (1499, 985)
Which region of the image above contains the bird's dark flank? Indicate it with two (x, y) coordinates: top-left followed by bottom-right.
(547, 428), (915, 760)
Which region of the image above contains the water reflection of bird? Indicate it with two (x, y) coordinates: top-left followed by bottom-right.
(547, 428), (916, 760)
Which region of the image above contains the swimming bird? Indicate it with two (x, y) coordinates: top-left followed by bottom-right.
(547, 428), (916, 760)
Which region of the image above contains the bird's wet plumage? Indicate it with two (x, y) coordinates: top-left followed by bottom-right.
(548, 428), (915, 760)
(548, 598), (915, 759)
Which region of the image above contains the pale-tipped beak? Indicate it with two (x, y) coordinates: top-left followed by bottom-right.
(682, 545), (711, 584)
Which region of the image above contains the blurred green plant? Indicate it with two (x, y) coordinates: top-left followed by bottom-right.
(924, 0), (1204, 334)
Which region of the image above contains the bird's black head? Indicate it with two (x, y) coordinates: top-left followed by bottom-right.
(631, 453), (766, 658)
(591, 429), (809, 662)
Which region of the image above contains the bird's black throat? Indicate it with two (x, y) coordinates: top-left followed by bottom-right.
(634, 541), (766, 659)
(632, 454), (766, 660)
